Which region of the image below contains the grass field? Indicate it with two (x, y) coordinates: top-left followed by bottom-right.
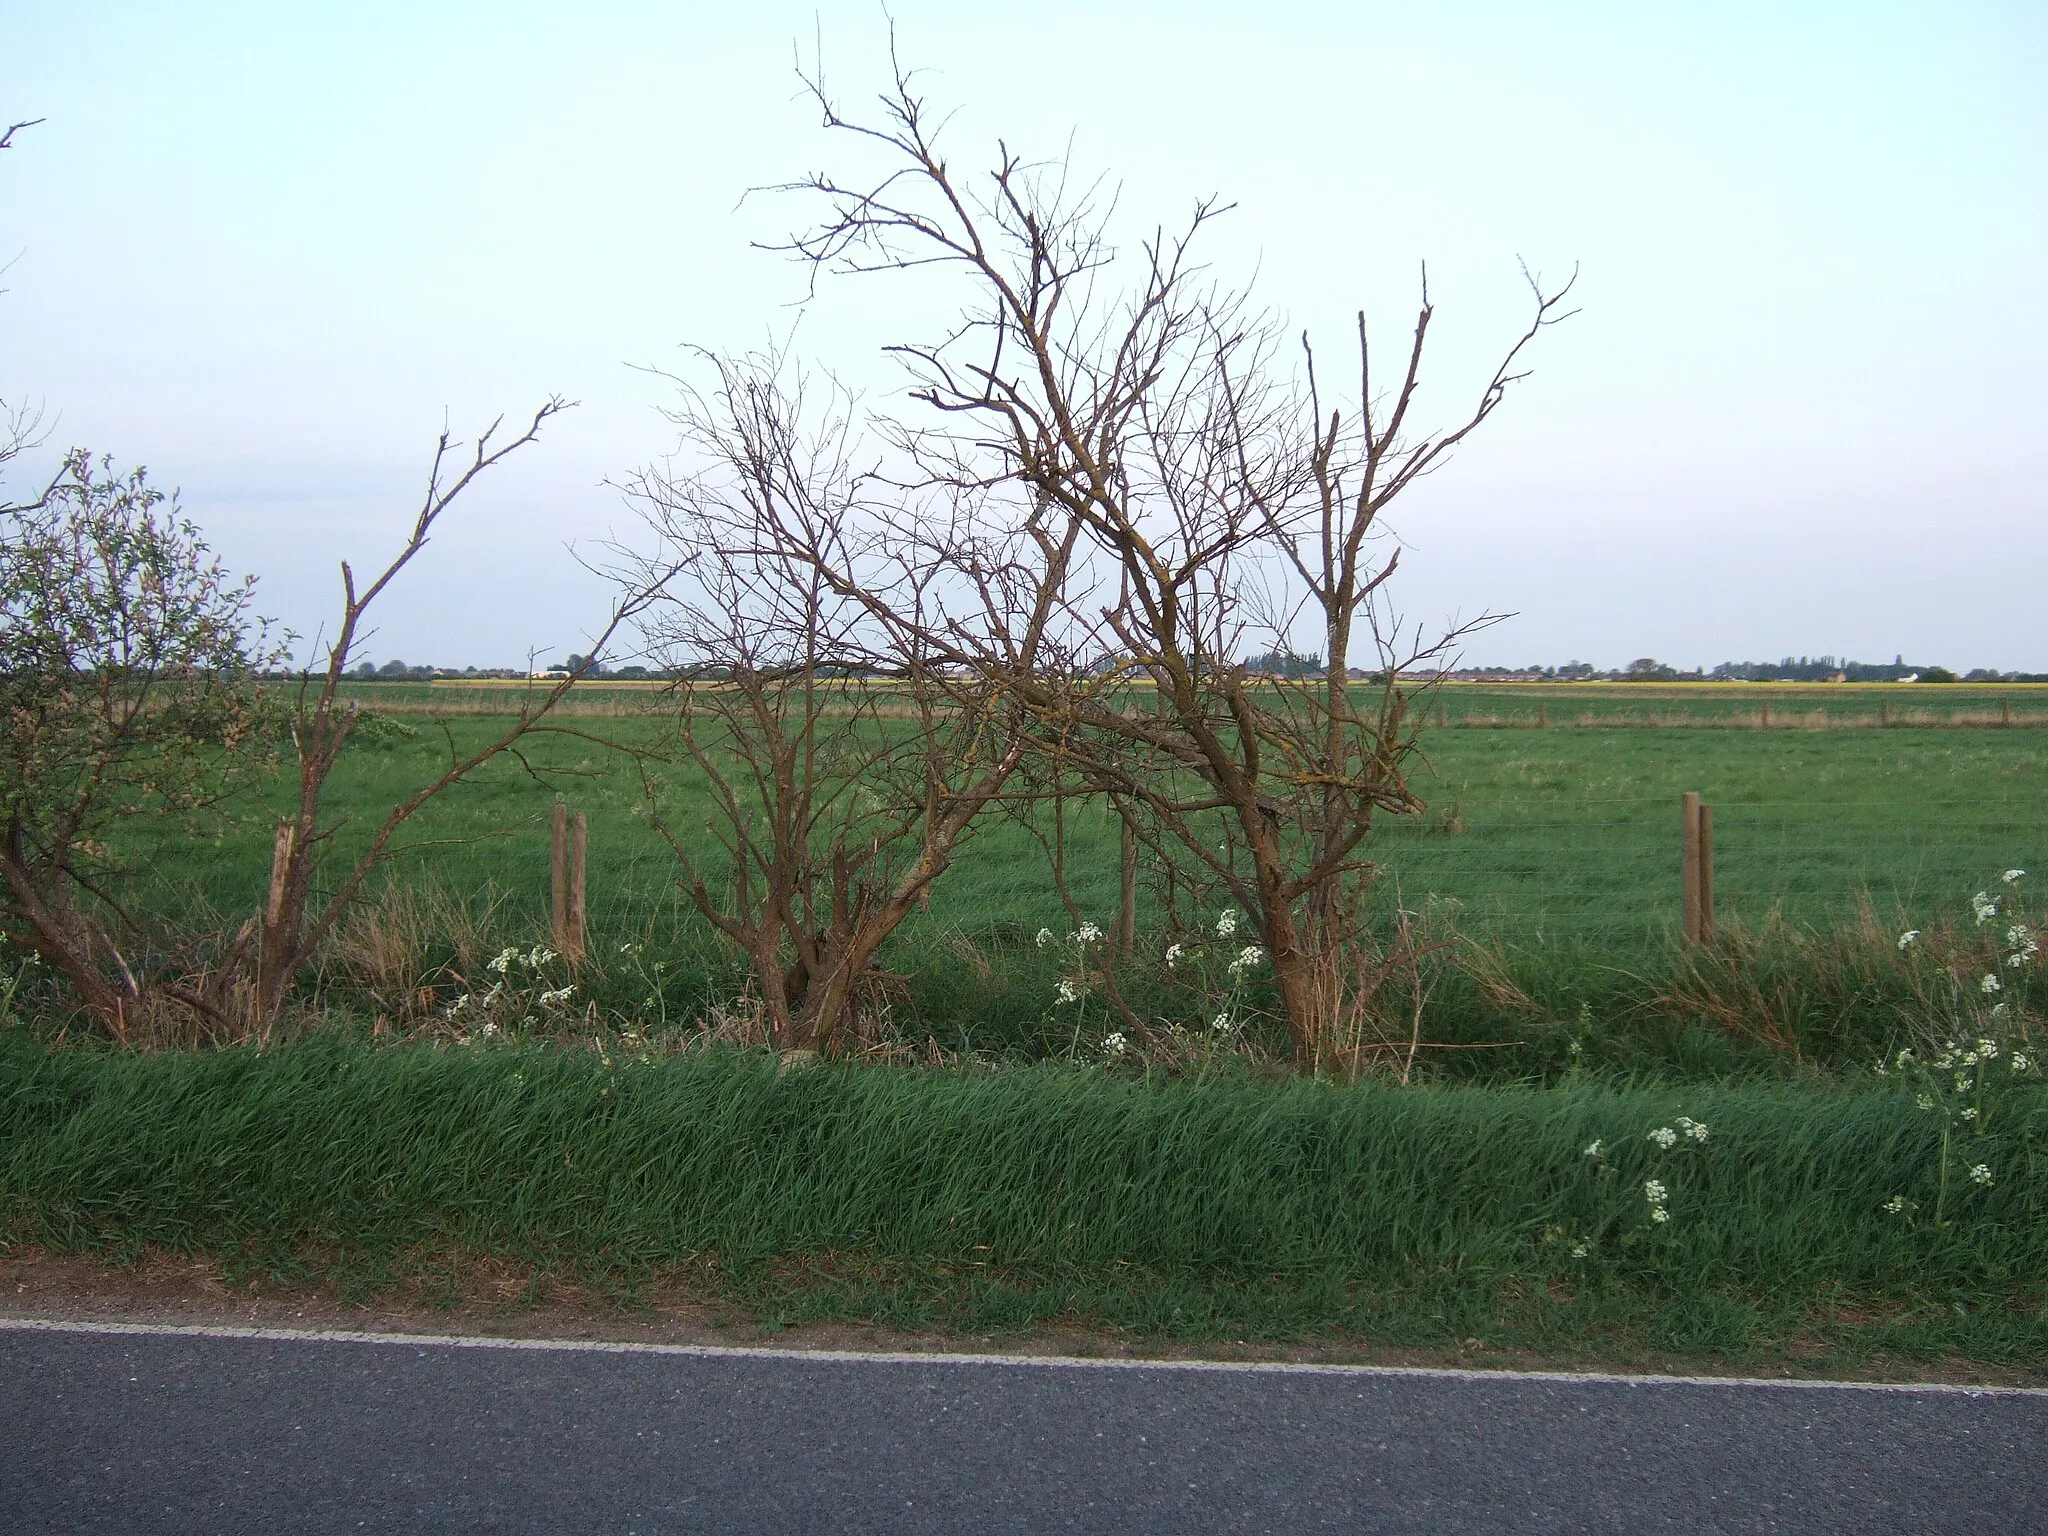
(65, 680), (2035, 1068)
(4, 1035), (2042, 1366)
(10, 685), (2043, 1366)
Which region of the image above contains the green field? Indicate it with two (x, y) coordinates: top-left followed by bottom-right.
(66, 681), (2037, 1070)
(5, 1036), (2043, 1366)
(11, 683), (2044, 1367)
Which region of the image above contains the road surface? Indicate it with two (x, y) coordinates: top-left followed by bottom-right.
(3, 1320), (2042, 1533)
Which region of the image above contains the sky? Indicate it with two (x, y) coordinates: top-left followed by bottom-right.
(3, 1), (2043, 671)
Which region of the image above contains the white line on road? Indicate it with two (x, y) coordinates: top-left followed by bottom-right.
(3, 1316), (2041, 1397)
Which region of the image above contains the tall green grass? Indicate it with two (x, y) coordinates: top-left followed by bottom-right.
(5, 1036), (2043, 1359)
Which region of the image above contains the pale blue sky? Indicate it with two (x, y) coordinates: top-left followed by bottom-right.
(3, 1), (2043, 668)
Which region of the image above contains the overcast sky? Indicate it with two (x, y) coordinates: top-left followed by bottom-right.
(3, 1), (2043, 670)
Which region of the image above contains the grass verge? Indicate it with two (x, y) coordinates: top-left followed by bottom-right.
(3, 1036), (2043, 1370)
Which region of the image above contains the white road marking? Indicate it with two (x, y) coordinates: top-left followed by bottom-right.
(2, 1315), (2041, 1397)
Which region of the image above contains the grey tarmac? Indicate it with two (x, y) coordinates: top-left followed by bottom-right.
(2, 1319), (2042, 1534)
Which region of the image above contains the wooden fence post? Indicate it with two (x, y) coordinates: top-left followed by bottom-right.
(1682, 792), (1702, 945)
(264, 817), (296, 936)
(551, 802), (569, 957)
(1536, 701), (1548, 728)
(1759, 701), (1770, 730)
(2003, 699), (2013, 727)
(1880, 701), (1890, 728)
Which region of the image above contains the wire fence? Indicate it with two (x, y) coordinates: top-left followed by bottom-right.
(1365, 795), (2044, 944)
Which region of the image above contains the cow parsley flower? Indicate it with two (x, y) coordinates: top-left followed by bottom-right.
(1897, 930), (1920, 950)
(1883, 1196), (1906, 1215)
(1075, 922), (1103, 945)
(1649, 1207), (1671, 1224)
(1676, 1116), (1709, 1142)
(1102, 1032), (1128, 1056)
(487, 947), (519, 975)
(1980, 973), (2002, 994)
(1055, 980), (1079, 1005)
(1215, 908), (1240, 938)
(1648, 1126), (1678, 1150)
(1035, 927), (1054, 949)
(1227, 944), (1265, 976)
(1977, 1038), (1999, 1059)
(1643, 1179), (1668, 1205)
(1969, 1163), (1995, 1187)
(1972, 891), (1999, 925)
(1210, 1012), (1232, 1034)
(2002, 869), (2025, 884)
(537, 986), (576, 1007)
(1164, 943), (1184, 969)
(1583, 1140), (1604, 1159)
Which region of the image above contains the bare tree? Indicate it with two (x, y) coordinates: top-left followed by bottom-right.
(618, 349), (1032, 1053)
(202, 402), (665, 1041)
(769, 47), (1575, 1069)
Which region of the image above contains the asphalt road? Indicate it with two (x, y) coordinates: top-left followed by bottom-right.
(2, 1321), (2042, 1534)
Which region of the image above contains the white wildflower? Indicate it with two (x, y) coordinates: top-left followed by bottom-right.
(1896, 930), (1920, 950)
(537, 986), (576, 1007)
(445, 993), (471, 1018)
(1648, 1126), (1678, 1150)
(1227, 944), (1265, 975)
(1643, 1179), (1668, 1205)
(1164, 943), (1184, 969)
(1055, 980), (1079, 1005)
(1883, 1196), (1905, 1214)
(1570, 1242), (1589, 1258)
(1915, 1093), (1935, 1111)
(1980, 973), (2002, 994)
(479, 1022), (501, 1039)
(1969, 1163), (1994, 1187)
(1583, 1140), (1604, 1159)
(526, 945), (556, 969)
(1215, 908), (1240, 938)
(1649, 1207), (1671, 1224)
(1075, 922), (1104, 945)
(1990, 1002), (2011, 1021)
(2002, 869), (2025, 884)
(1102, 1032), (1129, 1056)
(487, 947), (518, 975)
(1676, 1116), (1709, 1142)
(1977, 1039), (1999, 1059)
(1972, 891), (1999, 925)
(2010, 1053), (2031, 1073)
(1959, 1107), (1979, 1122)
(1895, 1048), (1914, 1067)
(1210, 1012), (1232, 1034)
(1955, 1074), (1972, 1093)
(1035, 927), (1054, 949)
